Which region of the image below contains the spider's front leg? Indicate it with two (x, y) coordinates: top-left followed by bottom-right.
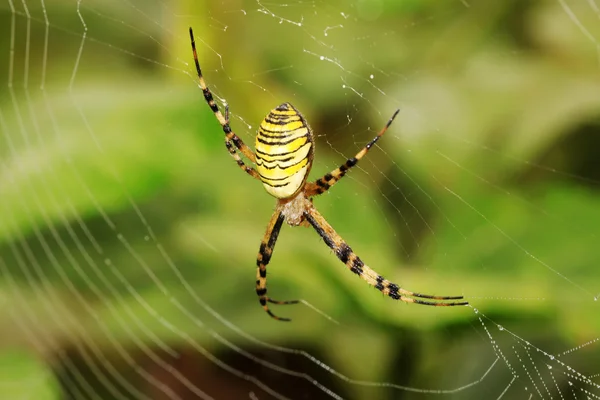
(256, 211), (299, 321)
(189, 27), (260, 180)
(305, 109), (400, 197)
(222, 105), (261, 180)
(304, 207), (468, 306)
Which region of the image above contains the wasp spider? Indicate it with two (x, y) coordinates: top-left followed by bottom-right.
(190, 28), (468, 321)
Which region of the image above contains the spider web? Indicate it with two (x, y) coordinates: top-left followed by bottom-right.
(1, 0), (600, 399)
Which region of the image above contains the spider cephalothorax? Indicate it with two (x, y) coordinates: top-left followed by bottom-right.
(190, 27), (468, 321)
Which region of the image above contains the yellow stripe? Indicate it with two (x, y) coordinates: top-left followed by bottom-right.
(269, 109), (297, 116)
(260, 120), (305, 133)
(265, 114), (300, 121)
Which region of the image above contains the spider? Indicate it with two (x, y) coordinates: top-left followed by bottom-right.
(190, 27), (468, 321)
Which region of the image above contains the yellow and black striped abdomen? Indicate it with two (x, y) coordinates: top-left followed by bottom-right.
(255, 103), (314, 199)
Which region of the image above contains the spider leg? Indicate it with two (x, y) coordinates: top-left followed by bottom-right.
(221, 103), (259, 178)
(256, 211), (299, 321)
(305, 109), (400, 197)
(303, 207), (468, 306)
(189, 27), (259, 178)
(225, 140), (261, 179)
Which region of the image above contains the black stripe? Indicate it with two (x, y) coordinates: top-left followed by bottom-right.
(262, 118), (301, 126)
(339, 157), (357, 173)
(338, 244), (352, 263)
(305, 212), (336, 249)
(257, 243), (267, 266)
(268, 214), (285, 248)
(388, 291), (401, 300)
(256, 154), (295, 164)
(255, 147), (294, 158)
(375, 275), (385, 291)
(365, 136), (380, 150)
(259, 126), (307, 136)
(256, 133), (308, 146)
(257, 130), (308, 141)
(258, 171), (295, 181)
(350, 258), (364, 275)
(256, 288), (267, 296)
(256, 212), (284, 267)
(265, 118), (301, 125)
(316, 180), (329, 189)
(257, 155), (307, 171)
(203, 88), (214, 103)
(256, 129), (288, 139)
(387, 283), (401, 300)
(265, 115), (301, 122)
(263, 181), (291, 188)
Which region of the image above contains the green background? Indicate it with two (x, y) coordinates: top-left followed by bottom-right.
(1, 0), (599, 399)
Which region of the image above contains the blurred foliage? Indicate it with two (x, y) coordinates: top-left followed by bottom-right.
(1, 0), (600, 399)
(0, 349), (59, 400)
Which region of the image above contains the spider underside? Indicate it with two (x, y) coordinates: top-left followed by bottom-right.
(190, 27), (468, 321)
(279, 192), (311, 227)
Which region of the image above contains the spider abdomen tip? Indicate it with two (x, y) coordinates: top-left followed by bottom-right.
(275, 102), (293, 111)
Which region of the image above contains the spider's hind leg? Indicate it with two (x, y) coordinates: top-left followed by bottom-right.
(304, 207), (468, 307)
(256, 211), (300, 321)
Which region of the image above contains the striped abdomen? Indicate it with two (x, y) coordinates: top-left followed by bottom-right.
(255, 103), (314, 199)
